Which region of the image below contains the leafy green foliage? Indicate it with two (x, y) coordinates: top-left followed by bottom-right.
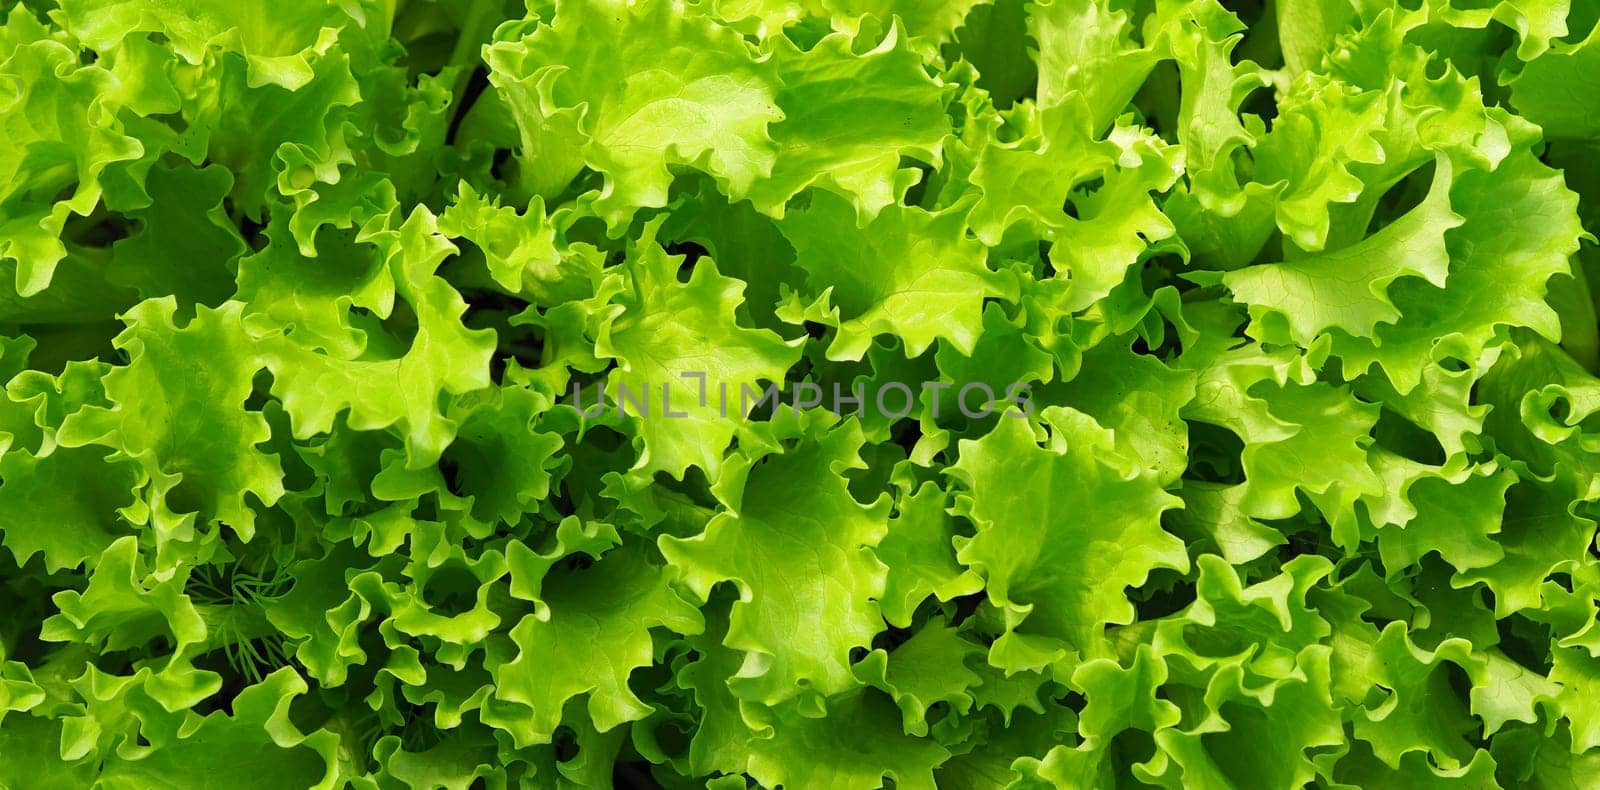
(2, 0), (1600, 786)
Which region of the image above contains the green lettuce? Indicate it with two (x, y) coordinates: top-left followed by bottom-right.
(2, 0), (1600, 787)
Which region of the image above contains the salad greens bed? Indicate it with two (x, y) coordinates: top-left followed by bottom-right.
(3, 0), (1600, 786)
